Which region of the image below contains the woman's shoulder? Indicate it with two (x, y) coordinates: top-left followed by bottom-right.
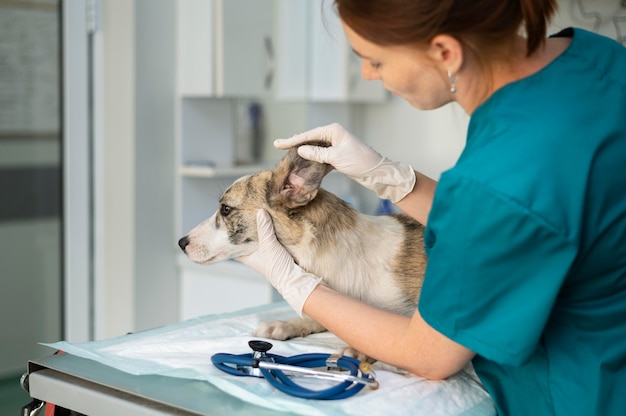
(556, 28), (626, 83)
(473, 27), (624, 133)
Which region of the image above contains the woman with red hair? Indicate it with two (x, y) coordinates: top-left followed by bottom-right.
(240, 1), (626, 414)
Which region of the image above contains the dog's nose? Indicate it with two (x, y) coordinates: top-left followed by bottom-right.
(178, 236), (190, 251)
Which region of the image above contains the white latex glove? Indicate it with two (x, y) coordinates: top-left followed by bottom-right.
(237, 210), (321, 316)
(274, 123), (416, 203)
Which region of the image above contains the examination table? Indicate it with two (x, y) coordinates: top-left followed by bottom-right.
(24, 302), (495, 415)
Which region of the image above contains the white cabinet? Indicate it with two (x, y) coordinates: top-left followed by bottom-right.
(178, 0), (386, 101)
(178, 256), (275, 320)
(274, 0), (308, 100)
(177, 0), (274, 97)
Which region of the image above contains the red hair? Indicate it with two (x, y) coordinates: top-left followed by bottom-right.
(335, 0), (557, 57)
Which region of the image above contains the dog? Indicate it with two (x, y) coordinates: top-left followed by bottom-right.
(178, 145), (427, 347)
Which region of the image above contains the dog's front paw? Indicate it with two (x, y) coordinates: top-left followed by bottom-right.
(254, 320), (300, 340)
(254, 317), (327, 341)
(339, 346), (375, 364)
(340, 346), (410, 375)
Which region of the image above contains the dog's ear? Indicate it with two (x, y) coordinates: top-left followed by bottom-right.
(270, 144), (332, 209)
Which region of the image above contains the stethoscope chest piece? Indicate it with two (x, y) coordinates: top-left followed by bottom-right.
(211, 340), (378, 400)
(244, 340), (274, 377)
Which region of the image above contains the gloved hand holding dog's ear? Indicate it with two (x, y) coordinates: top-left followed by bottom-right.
(274, 123), (416, 203)
(237, 209), (321, 316)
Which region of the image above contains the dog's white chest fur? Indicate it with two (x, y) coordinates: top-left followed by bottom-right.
(292, 214), (411, 314)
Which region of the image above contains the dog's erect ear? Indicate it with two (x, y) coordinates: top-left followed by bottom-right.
(271, 144), (332, 209)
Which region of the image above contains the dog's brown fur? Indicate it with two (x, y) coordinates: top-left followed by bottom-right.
(179, 146), (427, 343)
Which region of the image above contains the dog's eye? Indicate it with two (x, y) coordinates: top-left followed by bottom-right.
(220, 204), (232, 216)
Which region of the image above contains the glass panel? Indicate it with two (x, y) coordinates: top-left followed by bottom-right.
(0, 0), (62, 411)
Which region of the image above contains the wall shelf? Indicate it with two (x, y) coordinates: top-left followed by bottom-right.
(179, 164), (271, 178)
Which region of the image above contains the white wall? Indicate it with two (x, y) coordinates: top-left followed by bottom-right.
(552, 0), (626, 39)
(350, 99), (469, 214)
(134, 0), (177, 332)
(92, 0), (178, 338)
(355, 99), (468, 179)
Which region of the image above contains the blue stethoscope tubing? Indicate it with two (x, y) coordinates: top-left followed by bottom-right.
(211, 349), (378, 400)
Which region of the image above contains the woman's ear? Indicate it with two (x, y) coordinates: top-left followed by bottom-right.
(428, 34), (463, 74)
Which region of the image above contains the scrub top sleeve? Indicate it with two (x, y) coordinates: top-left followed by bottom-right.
(419, 175), (578, 366)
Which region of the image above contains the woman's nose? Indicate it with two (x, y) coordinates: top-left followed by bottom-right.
(361, 60), (380, 81)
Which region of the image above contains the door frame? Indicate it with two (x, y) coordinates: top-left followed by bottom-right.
(62, 0), (93, 342)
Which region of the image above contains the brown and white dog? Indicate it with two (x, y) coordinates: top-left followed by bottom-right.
(178, 145), (427, 344)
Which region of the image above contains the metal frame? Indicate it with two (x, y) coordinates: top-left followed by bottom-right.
(25, 353), (284, 416)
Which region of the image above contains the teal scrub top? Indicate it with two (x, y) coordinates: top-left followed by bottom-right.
(419, 28), (626, 416)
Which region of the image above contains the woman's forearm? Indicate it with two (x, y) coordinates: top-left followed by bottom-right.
(395, 171), (437, 225)
(302, 285), (474, 380)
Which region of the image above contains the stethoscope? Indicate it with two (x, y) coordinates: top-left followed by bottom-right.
(211, 340), (379, 400)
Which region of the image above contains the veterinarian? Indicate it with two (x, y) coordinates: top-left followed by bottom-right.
(239, 1), (626, 414)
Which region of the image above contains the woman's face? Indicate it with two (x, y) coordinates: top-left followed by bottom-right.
(341, 22), (452, 110)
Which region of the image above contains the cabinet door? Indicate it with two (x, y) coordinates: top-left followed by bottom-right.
(219, 0), (274, 97)
(274, 0), (309, 100)
(179, 259), (275, 320)
(177, 0), (215, 96)
(177, 0), (274, 97)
